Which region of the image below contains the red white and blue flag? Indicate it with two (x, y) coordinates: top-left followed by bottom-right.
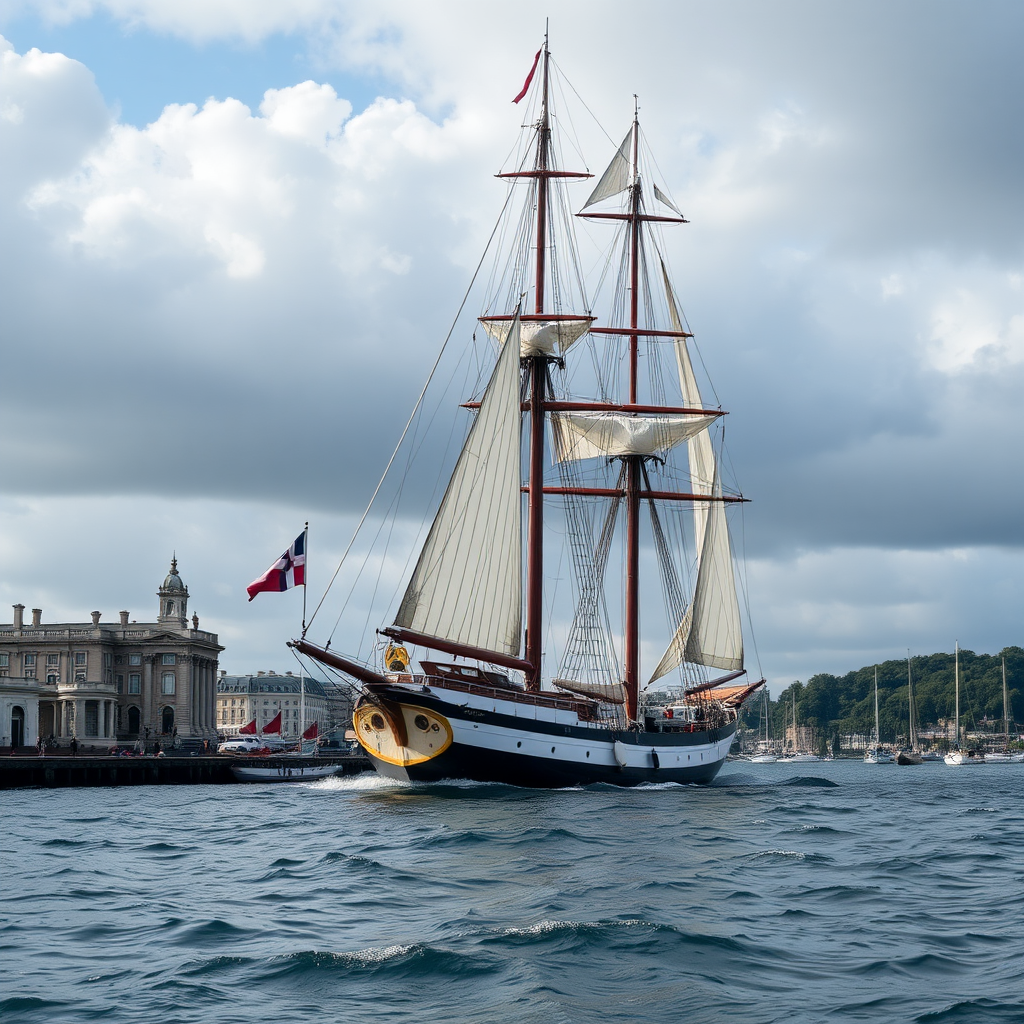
(247, 531), (306, 601)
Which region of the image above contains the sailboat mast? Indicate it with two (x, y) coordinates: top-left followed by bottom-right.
(1003, 656), (1009, 746)
(524, 32), (551, 691)
(622, 106), (643, 721)
(908, 651), (917, 750)
(954, 641), (960, 746)
(874, 666), (880, 745)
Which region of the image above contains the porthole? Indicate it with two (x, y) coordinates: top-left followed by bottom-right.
(370, 713), (386, 731)
(551, 746), (556, 753)
(517, 741), (522, 748)
(586, 751), (590, 758)
(414, 714), (430, 731)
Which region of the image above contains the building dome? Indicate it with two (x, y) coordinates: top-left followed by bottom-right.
(162, 557), (186, 591)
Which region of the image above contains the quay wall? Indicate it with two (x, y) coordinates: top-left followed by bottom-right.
(0, 753), (372, 789)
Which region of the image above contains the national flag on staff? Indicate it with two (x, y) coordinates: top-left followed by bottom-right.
(247, 531), (306, 601)
(238, 718), (257, 735)
(263, 711), (282, 734)
(302, 722), (319, 741)
(513, 48), (542, 104)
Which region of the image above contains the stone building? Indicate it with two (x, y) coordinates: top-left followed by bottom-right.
(0, 558), (222, 747)
(0, 676), (43, 749)
(216, 670), (352, 738)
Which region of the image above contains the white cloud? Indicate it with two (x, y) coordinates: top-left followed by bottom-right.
(260, 80), (351, 144)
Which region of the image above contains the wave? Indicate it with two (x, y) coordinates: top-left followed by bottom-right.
(915, 997), (1024, 1022)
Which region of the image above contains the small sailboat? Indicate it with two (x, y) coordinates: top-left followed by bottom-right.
(895, 652), (923, 765)
(864, 667), (894, 764)
(749, 688), (778, 761)
(985, 657), (1019, 762)
(944, 642), (985, 766)
(290, 35), (763, 787)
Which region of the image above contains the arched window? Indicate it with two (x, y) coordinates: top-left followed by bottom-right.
(161, 706), (175, 734)
(127, 706), (141, 735)
(166, 601), (174, 616)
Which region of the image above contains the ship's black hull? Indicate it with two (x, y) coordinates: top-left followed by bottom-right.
(356, 685), (736, 788)
(365, 744), (726, 787)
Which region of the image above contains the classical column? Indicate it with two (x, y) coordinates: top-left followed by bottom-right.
(189, 657), (197, 735)
(143, 657), (153, 733)
(201, 661), (210, 733)
(73, 700), (83, 738)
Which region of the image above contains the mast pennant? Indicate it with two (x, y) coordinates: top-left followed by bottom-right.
(394, 317), (524, 659)
(513, 48), (542, 104)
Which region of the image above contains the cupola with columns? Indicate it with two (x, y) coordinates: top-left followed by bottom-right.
(157, 556), (189, 627)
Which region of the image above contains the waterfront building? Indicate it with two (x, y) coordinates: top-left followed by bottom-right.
(0, 676), (43, 749)
(0, 559), (222, 746)
(216, 670), (352, 738)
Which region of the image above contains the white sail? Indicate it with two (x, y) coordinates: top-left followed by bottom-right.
(553, 678), (626, 704)
(653, 183), (682, 216)
(649, 607), (691, 684)
(648, 470), (744, 680)
(550, 411), (719, 463)
(394, 317), (523, 656)
(685, 470), (744, 671)
(662, 258), (715, 553)
(480, 316), (592, 357)
(582, 129), (631, 209)
(649, 262), (743, 683)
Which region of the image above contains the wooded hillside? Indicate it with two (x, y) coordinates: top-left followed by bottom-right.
(740, 646), (1024, 743)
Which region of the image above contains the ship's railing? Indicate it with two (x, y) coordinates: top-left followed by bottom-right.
(381, 674), (600, 719)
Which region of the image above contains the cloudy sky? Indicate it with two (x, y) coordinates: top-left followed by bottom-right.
(1, 0), (1022, 691)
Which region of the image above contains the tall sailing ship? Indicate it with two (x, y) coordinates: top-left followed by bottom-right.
(294, 38), (764, 786)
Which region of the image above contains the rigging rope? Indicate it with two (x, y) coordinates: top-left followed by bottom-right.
(305, 185), (519, 636)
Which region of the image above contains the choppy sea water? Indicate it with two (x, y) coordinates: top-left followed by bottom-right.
(3, 761), (1024, 1024)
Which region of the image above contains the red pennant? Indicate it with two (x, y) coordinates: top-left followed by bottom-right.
(238, 718), (258, 735)
(302, 721), (319, 740)
(263, 711), (283, 734)
(513, 49), (542, 104)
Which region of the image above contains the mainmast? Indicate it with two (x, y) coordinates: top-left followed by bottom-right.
(623, 103), (642, 722)
(524, 31), (551, 690)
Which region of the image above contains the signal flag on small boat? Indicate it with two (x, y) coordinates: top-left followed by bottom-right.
(263, 712), (282, 734)
(238, 718), (257, 735)
(246, 530), (306, 601)
(513, 48), (541, 104)
(302, 722), (319, 740)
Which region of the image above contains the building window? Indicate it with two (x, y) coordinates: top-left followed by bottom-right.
(104, 653), (112, 668)
(47, 673), (59, 685)
(75, 672), (86, 683)
(24, 653), (36, 666)
(74, 652), (86, 666)
(116, 675), (124, 694)
(0, 654), (7, 667)
(162, 654), (175, 666)
(162, 673), (175, 695)
(25, 669), (36, 680)
(129, 674), (141, 694)
(129, 654), (141, 666)
(114, 655), (125, 665)
(47, 654), (60, 666)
